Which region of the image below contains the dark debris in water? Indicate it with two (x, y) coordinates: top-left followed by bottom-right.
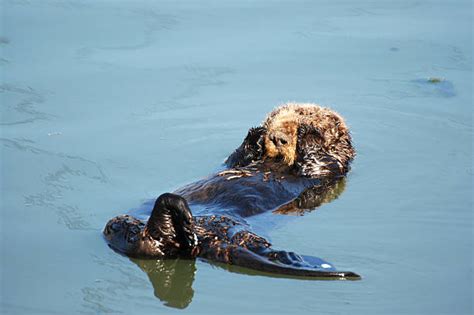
(427, 77), (442, 83)
(412, 77), (455, 98)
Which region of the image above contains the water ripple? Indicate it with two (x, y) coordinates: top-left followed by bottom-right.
(2, 137), (108, 230)
(0, 84), (55, 126)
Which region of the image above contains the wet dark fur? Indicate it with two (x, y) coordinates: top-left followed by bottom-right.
(224, 127), (266, 168)
(104, 192), (358, 279)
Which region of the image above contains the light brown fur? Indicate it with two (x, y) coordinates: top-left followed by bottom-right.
(263, 103), (354, 168)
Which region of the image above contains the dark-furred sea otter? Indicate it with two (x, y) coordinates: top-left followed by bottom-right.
(104, 103), (359, 282)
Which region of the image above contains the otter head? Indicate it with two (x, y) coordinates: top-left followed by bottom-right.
(263, 113), (299, 166)
(263, 103), (355, 176)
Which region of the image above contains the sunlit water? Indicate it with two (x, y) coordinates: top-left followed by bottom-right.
(1, 0), (472, 314)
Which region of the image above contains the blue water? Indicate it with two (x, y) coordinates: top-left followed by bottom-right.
(1, 0), (472, 314)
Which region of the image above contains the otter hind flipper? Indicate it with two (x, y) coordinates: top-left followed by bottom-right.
(197, 226), (360, 280)
(239, 248), (361, 279)
(204, 245), (360, 280)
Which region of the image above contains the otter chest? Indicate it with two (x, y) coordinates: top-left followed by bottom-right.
(175, 170), (319, 217)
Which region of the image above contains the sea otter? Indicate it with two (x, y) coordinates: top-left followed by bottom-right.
(104, 103), (358, 279)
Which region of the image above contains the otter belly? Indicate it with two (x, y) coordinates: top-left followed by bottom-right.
(174, 170), (319, 217)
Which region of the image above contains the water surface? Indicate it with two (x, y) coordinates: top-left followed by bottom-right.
(1, 0), (472, 314)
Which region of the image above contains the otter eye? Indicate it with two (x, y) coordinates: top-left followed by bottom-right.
(269, 135), (277, 146)
(280, 139), (288, 145)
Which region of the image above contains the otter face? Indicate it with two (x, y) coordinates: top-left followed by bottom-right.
(264, 120), (298, 166)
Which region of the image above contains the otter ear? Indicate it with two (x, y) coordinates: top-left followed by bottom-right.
(225, 126), (266, 168)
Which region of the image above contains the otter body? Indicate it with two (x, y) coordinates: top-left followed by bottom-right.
(175, 161), (321, 217)
(104, 103), (358, 280)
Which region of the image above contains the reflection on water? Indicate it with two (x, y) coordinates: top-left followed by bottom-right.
(272, 177), (347, 215)
(131, 252), (351, 310)
(131, 258), (196, 309)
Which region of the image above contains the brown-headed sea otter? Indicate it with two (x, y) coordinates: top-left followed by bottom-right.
(226, 103), (355, 176)
(104, 103), (358, 280)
